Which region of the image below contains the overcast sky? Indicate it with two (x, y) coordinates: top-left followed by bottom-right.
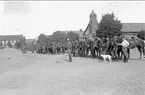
(0, 1), (145, 39)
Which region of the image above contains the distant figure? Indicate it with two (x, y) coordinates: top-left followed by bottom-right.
(67, 38), (72, 62)
(0, 42), (4, 49)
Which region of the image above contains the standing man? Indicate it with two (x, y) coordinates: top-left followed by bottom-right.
(118, 36), (130, 62)
(72, 41), (76, 57)
(67, 38), (72, 62)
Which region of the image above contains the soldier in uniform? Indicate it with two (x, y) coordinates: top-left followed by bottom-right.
(72, 41), (76, 57)
(67, 38), (72, 62)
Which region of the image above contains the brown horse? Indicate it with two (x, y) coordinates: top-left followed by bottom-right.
(127, 37), (145, 59)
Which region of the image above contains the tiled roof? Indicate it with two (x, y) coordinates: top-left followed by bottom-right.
(0, 35), (23, 41)
(58, 30), (84, 38)
(83, 23), (145, 35)
(121, 23), (145, 31)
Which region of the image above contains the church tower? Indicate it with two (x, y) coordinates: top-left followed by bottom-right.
(89, 10), (98, 38)
(83, 10), (98, 40)
(90, 10), (98, 25)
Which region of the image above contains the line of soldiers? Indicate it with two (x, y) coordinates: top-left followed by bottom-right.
(17, 35), (132, 63)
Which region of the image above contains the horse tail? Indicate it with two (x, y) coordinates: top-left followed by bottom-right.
(142, 41), (145, 56)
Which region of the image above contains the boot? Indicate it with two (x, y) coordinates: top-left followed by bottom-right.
(69, 55), (72, 62)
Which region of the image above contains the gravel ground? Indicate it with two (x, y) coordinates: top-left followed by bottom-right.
(0, 48), (145, 95)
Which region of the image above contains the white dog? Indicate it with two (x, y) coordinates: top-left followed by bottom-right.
(100, 54), (112, 63)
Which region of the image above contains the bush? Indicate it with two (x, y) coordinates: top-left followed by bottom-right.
(67, 31), (79, 41)
(137, 30), (145, 40)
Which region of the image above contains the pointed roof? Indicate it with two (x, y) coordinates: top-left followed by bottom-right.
(83, 22), (98, 36)
(83, 24), (90, 35)
(90, 10), (96, 16)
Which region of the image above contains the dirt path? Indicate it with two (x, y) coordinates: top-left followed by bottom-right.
(0, 48), (145, 95)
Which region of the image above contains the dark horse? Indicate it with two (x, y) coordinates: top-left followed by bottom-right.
(127, 37), (145, 59)
(93, 37), (102, 57)
(85, 37), (103, 58)
(82, 39), (94, 57)
(83, 39), (97, 58)
(106, 38), (118, 59)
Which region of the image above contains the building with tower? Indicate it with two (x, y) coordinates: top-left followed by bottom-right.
(83, 10), (145, 39)
(83, 10), (98, 40)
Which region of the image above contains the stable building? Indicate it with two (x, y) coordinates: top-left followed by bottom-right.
(121, 23), (145, 37)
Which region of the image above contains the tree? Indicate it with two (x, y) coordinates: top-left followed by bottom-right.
(96, 13), (123, 38)
(36, 33), (48, 46)
(67, 31), (79, 41)
(52, 31), (67, 42)
(137, 30), (145, 40)
(38, 33), (47, 41)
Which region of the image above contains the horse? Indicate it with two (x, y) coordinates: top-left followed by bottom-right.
(72, 41), (79, 57)
(77, 41), (83, 57)
(106, 38), (118, 60)
(48, 46), (54, 54)
(93, 37), (102, 57)
(83, 38), (98, 58)
(79, 41), (88, 57)
(127, 37), (145, 59)
(84, 39), (91, 56)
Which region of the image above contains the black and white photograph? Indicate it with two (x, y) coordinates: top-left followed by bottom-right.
(0, 1), (145, 95)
